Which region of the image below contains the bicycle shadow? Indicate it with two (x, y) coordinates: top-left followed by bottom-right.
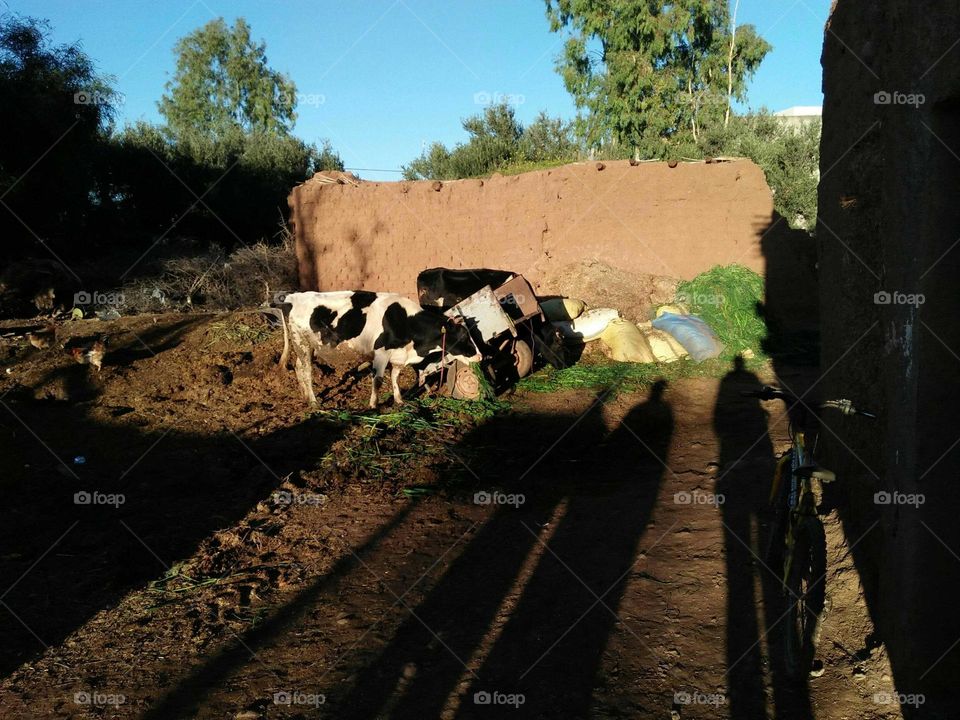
(714, 356), (813, 720)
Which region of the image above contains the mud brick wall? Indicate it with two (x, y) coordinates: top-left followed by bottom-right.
(288, 160), (778, 297)
(819, 1), (960, 714)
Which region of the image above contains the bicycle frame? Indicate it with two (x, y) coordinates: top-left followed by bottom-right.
(745, 385), (873, 677)
(780, 414), (822, 592)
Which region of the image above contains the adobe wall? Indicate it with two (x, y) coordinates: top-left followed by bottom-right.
(288, 160), (777, 297)
(819, 0), (960, 714)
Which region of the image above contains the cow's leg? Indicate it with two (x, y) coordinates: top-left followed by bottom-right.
(390, 364), (404, 405)
(292, 333), (318, 407)
(369, 351), (389, 409)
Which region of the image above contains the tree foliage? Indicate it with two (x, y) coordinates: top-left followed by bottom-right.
(545, 0), (770, 156)
(403, 104), (576, 180)
(703, 112), (820, 228)
(0, 14), (342, 272)
(106, 122), (341, 245)
(0, 15), (118, 259)
(158, 17), (297, 138)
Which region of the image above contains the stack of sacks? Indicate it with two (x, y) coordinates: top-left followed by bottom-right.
(543, 296), (721, 363)
(651, 307), (724, 362)
(636, 321), (689, 362)
(543, 298), (620, 342)
(543, 296), (677, 363)
(600, 319), (656, 362)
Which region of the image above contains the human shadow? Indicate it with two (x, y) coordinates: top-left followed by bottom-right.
(324, 381), (672, 719)
(714, 356), (811, 720)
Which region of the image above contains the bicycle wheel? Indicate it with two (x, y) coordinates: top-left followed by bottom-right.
(783, 516), (827, 678)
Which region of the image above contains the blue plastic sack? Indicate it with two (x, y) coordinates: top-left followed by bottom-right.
(651, 312), (724, 362)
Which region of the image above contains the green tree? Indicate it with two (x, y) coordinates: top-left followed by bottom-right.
(403, 103), (575, 180)
(520, 111), (578, 161)
(545, 0), (770, 156)
(701, 111), (820, 229)
(158, 17), (296, 138)
(0, 15), (118, 259)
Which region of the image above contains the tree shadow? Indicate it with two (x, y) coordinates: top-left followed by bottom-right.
(0, 326), (345, 677)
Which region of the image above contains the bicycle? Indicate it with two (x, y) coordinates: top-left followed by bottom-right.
(741, 385), (876, 678)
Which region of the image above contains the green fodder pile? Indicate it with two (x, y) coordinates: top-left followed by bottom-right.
(675, 264), (766, 358)
(517, 355), (741, 395)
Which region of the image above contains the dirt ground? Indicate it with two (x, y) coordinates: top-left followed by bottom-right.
(0, 312), (900, 719)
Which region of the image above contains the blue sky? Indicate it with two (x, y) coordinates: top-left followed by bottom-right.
(11, 0), (832, 180)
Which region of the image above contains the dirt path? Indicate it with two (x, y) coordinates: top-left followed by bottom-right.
(0, 314), (900, 719)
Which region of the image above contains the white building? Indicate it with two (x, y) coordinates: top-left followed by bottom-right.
(773, 105), (823, 129)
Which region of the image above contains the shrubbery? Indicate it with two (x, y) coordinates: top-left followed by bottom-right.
(103, 122), (341, 250)
(0, 15), (343, 272)
(406, 102), (820, 231)
(402, 105), (578, 180)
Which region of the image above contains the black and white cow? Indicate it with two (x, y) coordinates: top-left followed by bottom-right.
(416, 267), (515, 310)
(277, 291), (481, 408)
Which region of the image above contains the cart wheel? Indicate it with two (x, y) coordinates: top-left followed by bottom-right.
(452, 364), (482, 400)
(512, 339), (534, 378)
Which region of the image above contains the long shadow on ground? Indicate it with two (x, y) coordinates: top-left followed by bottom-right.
(143, 381), (673, 719)
(0, 318), (344, 677)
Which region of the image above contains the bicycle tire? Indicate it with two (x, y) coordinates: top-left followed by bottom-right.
(783, 516), (827, 678)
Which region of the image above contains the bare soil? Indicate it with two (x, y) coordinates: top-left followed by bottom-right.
(536, 260), (678, 323)
(0, 312), (900, 719)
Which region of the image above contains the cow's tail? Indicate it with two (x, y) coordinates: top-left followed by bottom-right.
(220, 306), (292, 369)
(256, 304), (292, 370)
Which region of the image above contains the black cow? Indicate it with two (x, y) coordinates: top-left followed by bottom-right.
(416, 267), (516, 309)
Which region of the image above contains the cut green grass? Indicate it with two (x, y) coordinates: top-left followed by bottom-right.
(518, 355), (767, 395)
(206, 320), (273, 346)
(675, 264), (767, 359)
(313, 393), (507, 429)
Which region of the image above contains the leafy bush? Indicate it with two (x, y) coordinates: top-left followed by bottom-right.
(403, 104), (577, 180)
(0, 16), (117, 262)
(701, 112), (820, 230)
(103, 122), (341, 251)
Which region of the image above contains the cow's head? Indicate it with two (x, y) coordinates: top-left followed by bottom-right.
(442, 319), (482, 365)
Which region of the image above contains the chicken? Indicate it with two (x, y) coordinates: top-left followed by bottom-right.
(70, 339), (106, 372)
(26, 323), (58, 350)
